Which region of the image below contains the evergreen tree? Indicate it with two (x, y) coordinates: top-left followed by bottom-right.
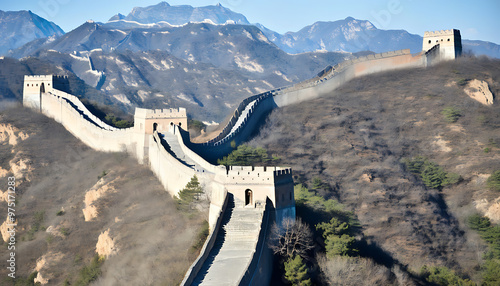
(421, 162), (447, 190)
(176, 175), (203, 210)
(324, 234), (357, 257)
(487, 170), (500, 191)
(217, 144), (273, 166)
(284, 255), (312, 286)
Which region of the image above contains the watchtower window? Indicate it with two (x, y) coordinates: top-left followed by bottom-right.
(447, 38), (450, 41)
(428, 40), (431, 44)
(245, 189), (253, 206)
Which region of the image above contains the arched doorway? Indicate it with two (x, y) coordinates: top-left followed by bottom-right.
(40, 82), (45, 93)
(245, 189), (253, 206)
(153, 122), (158, 132)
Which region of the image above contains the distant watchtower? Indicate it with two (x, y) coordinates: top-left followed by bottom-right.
(134, 107), (188, 134)
(422, 29), (462, 60)
(23, 75), (70, 111)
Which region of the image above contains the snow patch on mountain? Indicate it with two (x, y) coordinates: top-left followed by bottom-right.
(234, 54), (264, 73)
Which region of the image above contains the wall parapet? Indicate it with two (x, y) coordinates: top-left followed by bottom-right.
(180, 191), (229, 286)
(424, 29), (457, 37)
(237, 201), (272, 286)
(136, 107), (187, 119)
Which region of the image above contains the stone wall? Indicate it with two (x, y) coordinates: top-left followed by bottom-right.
(238, 203), (273, 286)
(423, 29), (462, 59)
(180, 192), (229, 286)
(183, 48), (429, 164)
(134, 107), (188, 134)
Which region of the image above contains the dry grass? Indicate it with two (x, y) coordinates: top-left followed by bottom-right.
(0, 107), (207, 285)
(250, 57), (500, 283)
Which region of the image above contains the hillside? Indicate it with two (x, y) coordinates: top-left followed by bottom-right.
(0, 107), (206, 285)
(250, 57), (500, 284)
(7, 20), (347, 122)
(0, 10), (64, 56)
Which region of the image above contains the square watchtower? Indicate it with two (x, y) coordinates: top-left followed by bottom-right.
(422, 29), (462, 60)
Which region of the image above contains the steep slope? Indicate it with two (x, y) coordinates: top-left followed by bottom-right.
(0, 107), (206, 285)
(267, 17), (422, 54)
(9, 21), (347, 121)
(463, 39), (500, 58)
(0, 56), (124, 110)
(0, 10), (63, 56)
(250, 57), (500, 282)
(261, 17), (500, 58)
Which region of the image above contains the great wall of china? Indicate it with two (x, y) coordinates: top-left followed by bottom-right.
(22, 30), (461, 285)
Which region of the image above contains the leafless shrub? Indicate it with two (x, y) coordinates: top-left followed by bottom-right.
(318, 255), (398, 286)
(269, 218), (314, 260)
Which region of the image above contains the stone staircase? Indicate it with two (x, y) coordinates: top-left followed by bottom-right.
(192, 195), (264, 285)
(162, 132), (208, 173)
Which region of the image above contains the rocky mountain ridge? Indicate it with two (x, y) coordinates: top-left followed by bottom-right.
(0, 10), (63, 55)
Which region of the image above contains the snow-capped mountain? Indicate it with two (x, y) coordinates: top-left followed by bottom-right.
(0, 10), (64, 55)
(262, 17), (500, 58)
(264, 17), (422, 54)
(2, 2), (499, 122)
(108, 2), (250, 26)
(106, 3), (500, 58)
(9, 19), (346, 121)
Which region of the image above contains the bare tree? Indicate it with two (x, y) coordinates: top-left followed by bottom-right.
(269, 218), (314, 260)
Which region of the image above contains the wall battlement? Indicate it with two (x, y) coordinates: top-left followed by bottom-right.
(134, 107), (188, 134)
(221, 166), (292, 182)
(422, 29), (461, 59)
(424, 29), (458, 37)
(139, 107), (187, 118)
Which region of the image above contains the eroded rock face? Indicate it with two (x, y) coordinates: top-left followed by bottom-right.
(486, 201), (500, 223)
(33, 252), (64, 285)
(0, 123), (29, 146)
(464, 79), (494, 105)
(9, 154), (33, 181)
(96, 229), (118, 258)
(82, 176), (117, 221)
(0, 216), (16, 242)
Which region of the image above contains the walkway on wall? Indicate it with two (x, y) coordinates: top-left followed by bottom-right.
(162, 132), (209, 173)
(192, 196), (264, 285)
(225, 99), (257, 140)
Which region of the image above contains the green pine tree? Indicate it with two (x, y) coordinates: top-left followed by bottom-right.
(284, 255), (312, 286)
(324, 234), (357, 257)
(487, 170), (500, 192)
(421, 162), (447, 190)
(176, 175), (203, 210)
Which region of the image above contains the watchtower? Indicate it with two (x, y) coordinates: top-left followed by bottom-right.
(216, 166), (296, 223)
(422, 29), (462, 60)
(23, 75), (54, 110)
(23, 75), (70, 110)
(134, 107), (188, 134)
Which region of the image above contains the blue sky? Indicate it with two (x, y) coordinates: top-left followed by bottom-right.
(2, 0), (499, 44)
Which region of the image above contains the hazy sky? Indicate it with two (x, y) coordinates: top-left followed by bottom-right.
(2, 0), (499, 43)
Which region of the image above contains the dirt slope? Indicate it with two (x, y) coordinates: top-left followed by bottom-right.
(250, 57), (500, 281)
(0, 106), (205, 285)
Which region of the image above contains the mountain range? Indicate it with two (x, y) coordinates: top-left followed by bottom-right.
(0, 10), (64, 55)
(0, 2), (499, 122)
